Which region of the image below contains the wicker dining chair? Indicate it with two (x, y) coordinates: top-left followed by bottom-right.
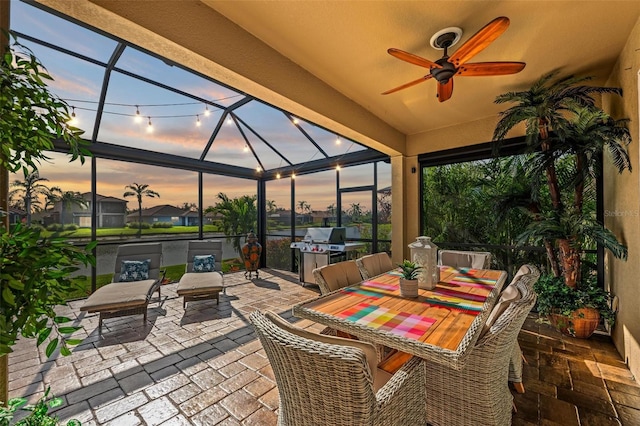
(423, 272), (538, 426)
(249, 310), (427, 426)
(505, 264), (540, 393)
(356, 252), (395, 280)
(313, 260), (362, 294)
(438, 249), (492, 269)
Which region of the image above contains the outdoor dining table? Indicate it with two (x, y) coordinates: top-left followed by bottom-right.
(292, 265), (507, 370)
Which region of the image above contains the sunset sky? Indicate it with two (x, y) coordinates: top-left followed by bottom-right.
(9, 0), (390, 213)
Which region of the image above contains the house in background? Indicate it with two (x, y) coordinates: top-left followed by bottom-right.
(8, 207), (26, 224)
(128, 204), (200, 226)
(41, 192), (127, 228)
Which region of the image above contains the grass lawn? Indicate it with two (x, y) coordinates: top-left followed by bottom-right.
(44, 225), (220, 239)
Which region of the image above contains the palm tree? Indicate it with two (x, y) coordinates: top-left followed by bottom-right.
(47, 188), (88, 226)
(266, 200), (277, 214)
(9, 171), (51, 225)
(493, 71), (631, 288)
(123, 183), (160, 236)
(209, 193), (257, 256)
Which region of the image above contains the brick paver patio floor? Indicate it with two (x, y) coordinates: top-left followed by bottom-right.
(7, 268), (640, 425)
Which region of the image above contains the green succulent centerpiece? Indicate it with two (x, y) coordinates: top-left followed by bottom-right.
(398, 260), (422, 298)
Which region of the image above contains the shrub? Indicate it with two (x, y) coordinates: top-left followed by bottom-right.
(127, 222), (151, 229)
(266, 238), (291, 270)
(46, 223), (63, 231)
(152, 222), (173, 228)
(63, 224), (78, 231)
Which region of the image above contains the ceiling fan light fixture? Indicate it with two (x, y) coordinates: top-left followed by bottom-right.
(430, 27), (462, 50)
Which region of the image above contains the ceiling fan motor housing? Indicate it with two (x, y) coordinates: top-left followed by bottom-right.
(431, 58), (457, 83)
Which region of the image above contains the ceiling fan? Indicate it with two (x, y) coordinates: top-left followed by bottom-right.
(382, 16), (525, 102)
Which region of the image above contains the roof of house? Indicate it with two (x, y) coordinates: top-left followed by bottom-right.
(80, 192), (127, 203)
(127, 204), (188, 219)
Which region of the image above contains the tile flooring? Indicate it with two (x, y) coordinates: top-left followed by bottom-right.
(7, 269), (640, 425)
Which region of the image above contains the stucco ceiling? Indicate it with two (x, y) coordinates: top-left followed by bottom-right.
(204, 1), (640, 137)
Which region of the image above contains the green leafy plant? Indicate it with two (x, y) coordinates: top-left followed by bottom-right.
(398, 260), (422, 280)
(1, 32), (88, 174)
(0, 386), (80, 426)
(534, 270), (615, 328)
(0, 224), (96, 356)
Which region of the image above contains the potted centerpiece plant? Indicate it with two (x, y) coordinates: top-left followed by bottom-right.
(398, 260), (422, 298)
(1, 31), (93, 410)
(493, 71), (631, 338)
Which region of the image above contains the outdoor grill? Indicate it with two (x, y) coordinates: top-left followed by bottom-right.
(290, 227), (365, 286)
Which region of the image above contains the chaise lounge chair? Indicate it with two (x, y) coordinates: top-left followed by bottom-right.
(80, 242), (163, 333)
(177, 240), (224, 308)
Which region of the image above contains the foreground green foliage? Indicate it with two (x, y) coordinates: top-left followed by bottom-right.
(1, 33), (87, 174)
(0, 387), (80, 426)
(0, 224), (96, 356)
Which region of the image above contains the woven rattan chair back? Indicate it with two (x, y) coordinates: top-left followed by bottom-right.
(424, 271), (538, 426)
(249, 310), (427, 426)
(438, 249), (492, 269)
(356, 252), (395, 280)
(313, 260), (362, 294)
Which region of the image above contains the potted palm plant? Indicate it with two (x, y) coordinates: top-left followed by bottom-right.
(493, 71), (631, 338)
(398, 260), (422, 298)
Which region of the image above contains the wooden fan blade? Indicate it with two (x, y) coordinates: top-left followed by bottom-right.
(382, 74), (433, 95)
(449, 17), (510, 67)
(388, 48), (442, 69)
(437, 79), (453, 102)
(456, 61), (526, 76)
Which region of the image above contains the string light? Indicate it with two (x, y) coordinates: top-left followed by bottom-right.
(134, 105), (142, 123)
(204, 105), (211, 116)
(243, 145), (249, 152)
(336, 165), (341, 171)
(291, 173), (296, 179)
(146, 116), (153, 133)
(292, 117), (299, 125)
(256, 166), (262, 172)
(69, 106), (78, 125)
(276, 172), (281, 179)
(196, 115), (201, 127)
(335, 137), (341, 145)
(226, 117), (233, 125)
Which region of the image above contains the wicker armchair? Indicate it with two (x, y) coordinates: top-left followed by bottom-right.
(356, 252), (395, 280)
(250, 310), (427, 426)
(423, 272), (538, 426)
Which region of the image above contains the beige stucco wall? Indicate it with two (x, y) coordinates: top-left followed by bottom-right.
(604, 15), (640, 379)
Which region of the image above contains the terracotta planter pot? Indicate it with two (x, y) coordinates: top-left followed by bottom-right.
(399, 278), (419, 298)
(549, 307), (600, 339)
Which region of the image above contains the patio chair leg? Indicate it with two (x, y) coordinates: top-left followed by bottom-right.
(513, 382), (525, 394)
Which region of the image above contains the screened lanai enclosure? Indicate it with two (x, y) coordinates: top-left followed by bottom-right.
(7, 0), (392, 290)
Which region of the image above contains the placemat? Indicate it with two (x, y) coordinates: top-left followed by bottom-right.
(336, 302), (436, 340)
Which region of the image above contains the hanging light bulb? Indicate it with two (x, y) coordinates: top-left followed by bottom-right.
(204, 104), (211, 116)
(276, 172), (281, 179)
(243, 144), (249, 152)
(292, 117), (299, 125)
(196, 115), (201, 127)
(226, 116), (233, 125)
(291, 173), (296, 179)
(335, 137), (341, 145)
(135, 105), (142, 123)
(146, 116), (153, 133)
(256, 166), (262, 172)
(69, 106), (78, 125)
(336, 165), (341, 171)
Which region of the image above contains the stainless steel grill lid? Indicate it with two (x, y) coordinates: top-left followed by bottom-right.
(303, 227), (346, 244)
